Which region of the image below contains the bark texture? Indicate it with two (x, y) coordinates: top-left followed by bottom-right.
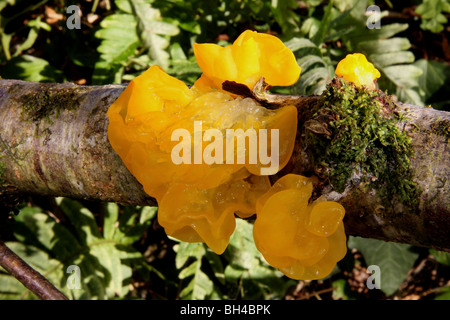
(0, 79), (154, 206)
(0, 79), (449, 251)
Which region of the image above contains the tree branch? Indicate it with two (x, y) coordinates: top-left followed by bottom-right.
(0, 79), (449, 251)
(0, 240), (68, 300)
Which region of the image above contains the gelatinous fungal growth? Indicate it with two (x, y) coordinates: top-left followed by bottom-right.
(253, 174), (347, 280)
(335, 53), (381, 90)
(107, 30), (348, 279)
(107, 32), (298, 254)
(193, 30), (301, 91)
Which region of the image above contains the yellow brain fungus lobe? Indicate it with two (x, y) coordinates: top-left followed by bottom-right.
(158, 174), (270, 254)
(253, 174), (347, 280)
(193, 30), (302, 91)
(107, 36), (298, 253)
(335, 53), (381, 90)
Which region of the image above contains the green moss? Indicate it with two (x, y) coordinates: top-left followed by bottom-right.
(9, 83), (88, 123)
(0, 133), (28, 169)
(430, 119), (450, 141)
(8, 83), (89, 140)
(0, 162), (5, 187)
(304, 78), (419, 208)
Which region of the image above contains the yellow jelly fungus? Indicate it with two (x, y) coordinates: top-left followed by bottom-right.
(107, 30), (348, 267)
(335, 53), (381, 90)
(193, 30), (302, 91)
(158, 174), (270, 254)
(253, 174), (347, 280)
(107, 64), (297, 254)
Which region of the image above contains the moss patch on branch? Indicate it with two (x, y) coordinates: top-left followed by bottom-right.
(7, 83), (89, 142)
(430, 119), (450, 141)
(13, 84), (88, 123)
(304, 78), (420, 209)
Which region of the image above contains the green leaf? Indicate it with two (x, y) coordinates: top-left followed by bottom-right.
(146, 33), (171, 69)
(139, 206), (158, 224)
(174, 242), (206, 269)
(92, 13), (140, 84)
(14, 30), (38, 56)
(204, 249), (225, 284)
(121, 207), (157, 244)
(430, 249), (450, 266)
(347, 23), (409, 44)
(0, 54), (63, 82)
(103, 203), (119, 240)
(415, 0), (450, 33)
(369, 51), (415, 68)
(270, 0), (300, 37)
(356, 37), (411, 54)
(348, 237), (419, 296)
(414, 59), (450, 109)
(395, 88), (425, 107)
(131, 0), (179, 70)
(297, 54), (327, 71)
(285, 37), (319, 52)
(296, 66), (331, 95)
(179, 259), (200, 279)
(311, 0), (333, 45)
(382, 65), (423, 88)
(435, 286), (450, 300)
(332, 278), (360, 300)
(57, 198), (102, 245)
(14, 207), (81, 262)
(0, 0), (16, 12)
(224, 219), (287, 299)
(0, 242), (63, 300)
(95, 14), (139, 63)
(179, 264), (214, 300)
(226, 219), (261, 267)
(285, 38), (331, 95)
(115, 0), (132, 13)
(174, 242), (214, 299)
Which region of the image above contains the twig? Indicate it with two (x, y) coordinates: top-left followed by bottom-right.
(298, 287), (334, 300)
(222, 77), (319, 110)
(0, 240), (69, 300)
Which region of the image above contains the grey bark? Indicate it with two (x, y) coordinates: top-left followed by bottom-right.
(0, 79), (449, 251)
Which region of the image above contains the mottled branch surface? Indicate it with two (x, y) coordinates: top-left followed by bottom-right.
(0, 79), (449, 251)
(0, 79), (154, 206)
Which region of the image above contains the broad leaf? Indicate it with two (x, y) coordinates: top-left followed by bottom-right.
(348, 236), (419, 296)
(414, 59), (450, 109)
(430, 249), (450, 266)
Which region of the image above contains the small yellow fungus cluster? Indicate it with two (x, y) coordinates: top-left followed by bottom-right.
(107, 30), (353, 280)
(335, 53), (381, 90)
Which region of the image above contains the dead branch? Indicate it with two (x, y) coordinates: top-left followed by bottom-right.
(0, 79), (449, 251)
